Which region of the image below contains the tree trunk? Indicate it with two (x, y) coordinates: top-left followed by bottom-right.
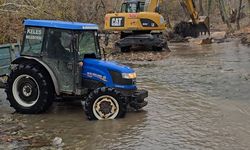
(207, 0), (212, 16)
(236, 0), (243, 30)
(248, 0), (250, 23)
(199, 0), (204, 15)
(217, 0), (233, 32)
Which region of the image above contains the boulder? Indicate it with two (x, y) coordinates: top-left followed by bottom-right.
(211, 31), (227, 40)
(241, 35), (250, 46)
(188, 37), (213, 45)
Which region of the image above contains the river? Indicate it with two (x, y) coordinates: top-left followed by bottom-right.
(1, 40), (250, 149)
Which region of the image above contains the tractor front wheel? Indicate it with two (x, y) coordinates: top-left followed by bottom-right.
(84, 87), (127, 120)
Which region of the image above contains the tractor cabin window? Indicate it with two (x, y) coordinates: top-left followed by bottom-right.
(78, 31), (99, 59)
(46, 29), (74, 61)
(22, 27), (44, 56)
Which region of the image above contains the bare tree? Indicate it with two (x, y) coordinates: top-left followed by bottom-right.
(236, 0), (243, 30)
(199, 0), (204, 15)
(248, 0), (250, 23)
(207, 0), (212, 16)
(217, 0), (233, 32)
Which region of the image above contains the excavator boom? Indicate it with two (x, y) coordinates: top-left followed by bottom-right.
(144, 0), (162, 12)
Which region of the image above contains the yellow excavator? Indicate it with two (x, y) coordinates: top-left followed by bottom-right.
(104, 0), (210, 52)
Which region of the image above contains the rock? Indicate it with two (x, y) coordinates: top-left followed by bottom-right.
(52, 137), (64, 147)
(188, 37), (212, 45)
(199, 38), (213, 45)
(225, 69), (234, 72)
(22, 135), (34, 140)
(0, 76), (7, 88)
(211, 31), (227, 40)
(11, 131), (17, 135)
(241, 35), (250, 46)
(17, 123), (26, 129)
(52, 137), (62, 145)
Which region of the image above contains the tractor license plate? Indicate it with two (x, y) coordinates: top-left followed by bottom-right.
(110, 17), (124, 27)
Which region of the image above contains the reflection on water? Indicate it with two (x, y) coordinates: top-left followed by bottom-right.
(1, 40), (250, 149)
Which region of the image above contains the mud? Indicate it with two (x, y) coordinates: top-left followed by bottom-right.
(1, 40), (250, 149)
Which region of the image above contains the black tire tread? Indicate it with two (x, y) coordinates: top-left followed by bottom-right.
(84, 87), (127, 120)
(5, 63), (53, 114)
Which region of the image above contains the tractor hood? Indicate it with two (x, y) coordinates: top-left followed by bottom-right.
(83, 58), (134, 73)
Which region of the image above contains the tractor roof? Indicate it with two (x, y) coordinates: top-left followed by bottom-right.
(23, 19), (99, 30)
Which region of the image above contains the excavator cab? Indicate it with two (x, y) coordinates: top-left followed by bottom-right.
(120, 0), (145, 13)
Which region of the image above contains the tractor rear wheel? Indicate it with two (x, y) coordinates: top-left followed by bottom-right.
(84, 87), (127, 120)
(5, 64), (53, 114)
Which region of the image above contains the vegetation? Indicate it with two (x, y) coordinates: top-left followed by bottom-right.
(0, 0), (249, 44)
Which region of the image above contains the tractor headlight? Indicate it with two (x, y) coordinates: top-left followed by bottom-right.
(122, 72), (136, 79)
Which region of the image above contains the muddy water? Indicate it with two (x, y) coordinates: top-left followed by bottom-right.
(1, 40), (250, 149)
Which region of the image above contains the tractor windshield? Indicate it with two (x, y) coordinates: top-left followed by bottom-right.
(121, 2), (145, 13)
(78, 31), (100, 60)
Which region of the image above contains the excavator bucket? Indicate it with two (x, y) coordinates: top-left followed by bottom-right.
(196, 16), (210, 35)
(174, 16), (210, 38)
(174, 0), (210, 38)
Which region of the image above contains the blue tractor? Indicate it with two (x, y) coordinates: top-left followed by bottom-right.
(3, 19), (148, 120)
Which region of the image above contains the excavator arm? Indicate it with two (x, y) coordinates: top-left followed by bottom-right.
(143, 0), (210, 37)
(144, 0), (163, 12)
(180, 0), (200, 24)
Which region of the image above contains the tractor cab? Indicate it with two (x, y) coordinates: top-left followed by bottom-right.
(21, 20), (100, 93)
(121, 0), (145, 13)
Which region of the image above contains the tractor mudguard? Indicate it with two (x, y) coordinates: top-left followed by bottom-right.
(11, 56), (60, 95)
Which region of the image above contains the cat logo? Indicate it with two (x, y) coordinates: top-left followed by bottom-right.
(110, 17), (124, 27)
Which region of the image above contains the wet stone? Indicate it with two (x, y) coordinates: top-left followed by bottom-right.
(241, 35), (250, 46)
(52, 137), (64, 148)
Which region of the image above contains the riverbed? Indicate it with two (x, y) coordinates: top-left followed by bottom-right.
(1, 40), (250, 149)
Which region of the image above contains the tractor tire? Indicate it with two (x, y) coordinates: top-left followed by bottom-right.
(84, 87), (127, 120)
(5, 64), (53, 114)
